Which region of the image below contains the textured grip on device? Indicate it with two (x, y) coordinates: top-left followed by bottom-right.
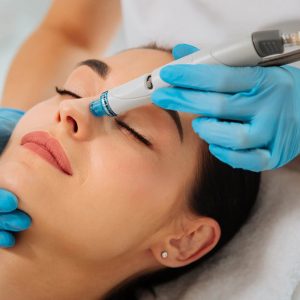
(252, 30), (284, 57)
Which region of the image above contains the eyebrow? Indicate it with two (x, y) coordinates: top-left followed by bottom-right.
(78, 59), (111, 79)
(163, 109), (184, 142)
(79, 59), (183, 142)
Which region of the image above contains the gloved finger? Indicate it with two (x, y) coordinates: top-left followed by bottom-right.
(0, 210), (32, 232)
(172, 43), (199, 60)
(0, 108), (24, 120)
(160, 64), (263, 93)
(209, 144), (270, 172)
(192, 117), (269, 150)
(152, 87), (253, 120)
(0, 189), (18, 212)
(0, 230), (15, 248)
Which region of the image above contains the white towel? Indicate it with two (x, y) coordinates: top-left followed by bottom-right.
(143, 164), (300, 300)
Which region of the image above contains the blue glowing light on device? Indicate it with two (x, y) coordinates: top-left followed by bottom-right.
(89, 91), (116, 117)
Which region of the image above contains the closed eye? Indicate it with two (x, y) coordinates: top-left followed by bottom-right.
(115, 119), (152, 147)
(55, 87), (82, 99)
(55, 87), (152, 147)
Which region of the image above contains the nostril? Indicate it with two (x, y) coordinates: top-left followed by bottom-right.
(67, 116), (78, 133)
(56, 112), (61, 122)
(74, 122), (78, 133)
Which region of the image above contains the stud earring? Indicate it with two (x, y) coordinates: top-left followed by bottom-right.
(161, 250), (168, 259)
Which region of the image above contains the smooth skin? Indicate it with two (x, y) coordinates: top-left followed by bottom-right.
(0, 48), (220, 300)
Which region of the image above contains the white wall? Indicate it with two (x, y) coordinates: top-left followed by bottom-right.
(0, 0), (125, 103)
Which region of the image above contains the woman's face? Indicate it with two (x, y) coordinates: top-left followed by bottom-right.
(0, 49), (201, 265)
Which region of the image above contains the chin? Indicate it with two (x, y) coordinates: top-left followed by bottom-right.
(1, 142), (62, 189)
(0, 147), (49, 215)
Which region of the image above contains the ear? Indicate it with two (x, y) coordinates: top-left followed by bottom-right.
(151, 216), (221, 268)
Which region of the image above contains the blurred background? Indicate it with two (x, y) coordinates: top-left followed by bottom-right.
(0, 0), (125, 99)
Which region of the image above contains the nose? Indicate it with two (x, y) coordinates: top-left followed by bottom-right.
(56, 98), (95, 140)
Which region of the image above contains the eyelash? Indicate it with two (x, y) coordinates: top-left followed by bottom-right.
(55, 86), (81, 99)
(115, 119), (152, 147)
(55, 87), (152, 147)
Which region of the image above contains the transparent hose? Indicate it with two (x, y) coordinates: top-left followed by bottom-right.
(282, 31), (300, 46)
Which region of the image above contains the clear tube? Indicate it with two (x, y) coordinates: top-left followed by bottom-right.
(282, 31), (300, 46)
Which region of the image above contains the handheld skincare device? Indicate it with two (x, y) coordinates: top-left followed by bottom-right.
(89, 30), (300, 117)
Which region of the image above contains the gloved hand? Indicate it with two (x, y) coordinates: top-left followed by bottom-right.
(0, 107), (31, 247)
(0, 107), (24, 150)
(152, 44), (300, 172)
(0, 190), (31, 247)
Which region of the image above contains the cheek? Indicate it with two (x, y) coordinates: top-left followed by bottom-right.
(0, 99), (62, 207)
(7, 100), (57, 146)
(55, 140), (178, 262)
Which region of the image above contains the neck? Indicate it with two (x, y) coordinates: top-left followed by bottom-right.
(0, 232), (157, 300)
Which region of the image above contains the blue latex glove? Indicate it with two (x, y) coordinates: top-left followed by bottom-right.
(152, 44), (300, 172)
(0, 108), (24, 150)
(0, 108), (31, 247)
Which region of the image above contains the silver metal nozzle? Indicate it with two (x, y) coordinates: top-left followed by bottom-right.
(282, 31), (300, 46)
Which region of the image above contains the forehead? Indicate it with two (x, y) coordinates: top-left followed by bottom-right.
(103, 48), (173, 86)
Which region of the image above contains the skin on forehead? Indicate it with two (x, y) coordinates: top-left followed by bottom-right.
(104, 48), (174, 87)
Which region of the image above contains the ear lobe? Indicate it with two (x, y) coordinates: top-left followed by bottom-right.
(150, 218), (221, 268)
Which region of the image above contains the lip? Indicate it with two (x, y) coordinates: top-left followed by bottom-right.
(20, 131), (73, 176)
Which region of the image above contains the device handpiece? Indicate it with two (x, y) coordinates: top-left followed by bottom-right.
(90, 30), (299, 117)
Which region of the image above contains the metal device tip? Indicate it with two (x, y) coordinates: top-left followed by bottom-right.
(89, 97), (107, 117)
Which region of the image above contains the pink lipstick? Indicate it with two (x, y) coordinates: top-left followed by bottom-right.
(21, 131), (73, 176)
